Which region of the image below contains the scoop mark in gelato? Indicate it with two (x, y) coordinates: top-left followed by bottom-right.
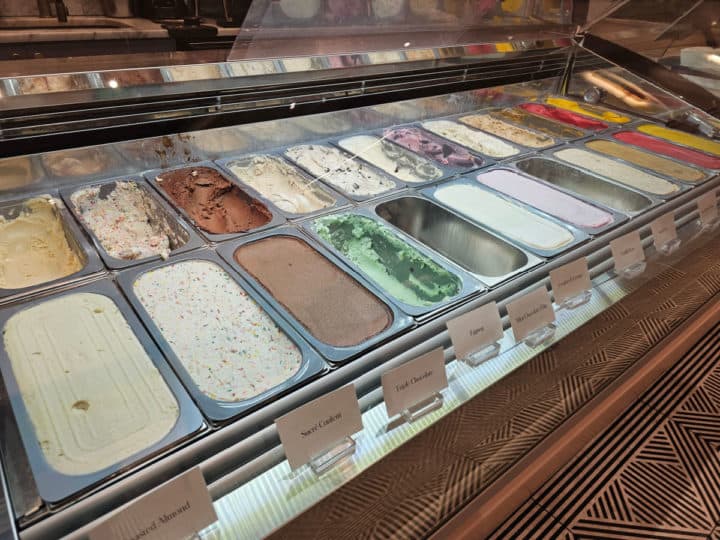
(314, 213), (462, 307)
(3, 293), (179, 476)
(382, 127), (483, 167)
(156, 166), (272, 234)
(285, 144), (396, 196)
(72, 181), (187, 261)
(0, 197), (83, 289)
(422, 120), (519, 158)
(338, 134), (443, 183)
(227, 155), (335, 214)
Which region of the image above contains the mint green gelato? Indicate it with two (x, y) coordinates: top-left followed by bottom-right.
(314, 214), (462, 307)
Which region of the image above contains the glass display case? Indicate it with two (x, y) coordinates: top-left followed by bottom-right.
(0, 1), (719, 539)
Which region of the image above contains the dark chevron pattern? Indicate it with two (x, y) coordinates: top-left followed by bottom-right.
(269, 221), (720, 538)
(495, 320), (720, 540)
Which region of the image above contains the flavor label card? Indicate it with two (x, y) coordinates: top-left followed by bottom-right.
(446, 302), (503, 359)
(506, 287), (555, 342)
(651, 212), (677, 249)
(275, 385), (363, 471)
(549, 258), (592, 306)
(698, 191), (718, 226)
(610, 230), (645, 272)
(382, 347), (448, 418)
(89, 467), (217, 540)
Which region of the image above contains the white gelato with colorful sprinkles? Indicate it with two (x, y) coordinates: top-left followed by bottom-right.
(133, 259), (302, 402)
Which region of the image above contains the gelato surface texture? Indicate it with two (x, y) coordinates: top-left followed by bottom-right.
(382, 127), (483, 167)
(71, 181), (185, 261)
(234, 236), (392, 347)
(546, 97), (631, 123)
(167, 65), (222, 81)
(586, 140), (705, 183)
(227, 155), (335, 214)
(133, 260), (302, 402)
(285, 144), (396, 197)
(476, 169), (613, 230)
(156, 166), (272, 234)
(554, 148), (679, 196)
(491, 108), (584, 139)
(314, 213), (462, 307)
(3, 292), (179, 476)
(459, 114), (555, 148)
(519, 103), (608, 130)
(422, 120), (519, 158)
(338, 134), (443, 183)
(637, 124), (720, 157)
(613, 131), (720, 169)
(0, 197), (83, 289)
(433, 183), (574, 251)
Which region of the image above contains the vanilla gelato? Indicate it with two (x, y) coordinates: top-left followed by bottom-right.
(4, 292), (179, 476)
(434, 183), (574, 251)
(423, 120), (520, 158)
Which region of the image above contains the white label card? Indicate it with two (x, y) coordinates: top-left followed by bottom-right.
(610, 230), (645, 272)
(698, 191), (718, 226)
(89, 467), (217, 540)
(446, 302), (503, 359)
(382, 347), (448, 418)
(506, 286), (556, 342)
(651, 212), (677, 249)
(275, 385), (363, 471)
(549, 258), (592, 306)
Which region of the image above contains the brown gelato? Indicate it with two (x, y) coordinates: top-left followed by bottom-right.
(234, 236), (392, 347)
(156, 166), (272, 234)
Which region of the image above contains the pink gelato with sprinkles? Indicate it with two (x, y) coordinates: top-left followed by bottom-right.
(133, 259), (302, 402)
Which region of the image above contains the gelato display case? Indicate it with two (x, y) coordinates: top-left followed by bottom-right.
(1, 1), (720, 539)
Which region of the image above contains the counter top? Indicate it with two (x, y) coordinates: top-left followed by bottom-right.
(0, 16), (240, 43)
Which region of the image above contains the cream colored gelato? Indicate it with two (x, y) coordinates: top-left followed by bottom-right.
(4, 293), (179, 476)
(279, 0), (320, 18)
(228, 61), (277, 77)
(554, 148), (680, 196)
(134, 260), (303, 402)
(285, 144), (397, 196)
(459, 114), (555, 148)
(227, 155), (335, 214)
(434, 183), (574, 251)
(0, 197), (83, 289)
(422, 120), (520, 158)
(338, 134), (442, 183)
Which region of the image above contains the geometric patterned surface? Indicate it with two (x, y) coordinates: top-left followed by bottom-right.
(494, 319), (720, 539)
(271, 230), (720, 538)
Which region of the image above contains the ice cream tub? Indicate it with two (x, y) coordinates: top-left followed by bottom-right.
(39, 145), (128, 183)
(480, 106), (590, 141)
(581, 136), (713, 185)
(117, 250), (327, 423)
(283, 140), (403, 202)
(0, 193), (104, 304)
(60, 177), (205, 270)
(145, 161), (285, 243)
(419, 118), (524, 161)
(548, 143), (688, 200)
(455, 112), (561, 151)
(302, 209), (485, 319)
(377, 124), (488, 179)
(0, 279), (206, 504)
(217, 153), (349, 220)
(161, 64), (226, 83)
(473, 166), (627, 236)
(217, 227), (414, 364)
(423, 177), (589, 258)
(512, 155), (660, 217)
(372, 193), (543, 288)
(332, 132), (449, 187)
